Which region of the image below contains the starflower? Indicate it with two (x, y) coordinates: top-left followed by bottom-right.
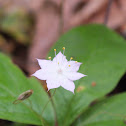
(32, 47), (86, 93)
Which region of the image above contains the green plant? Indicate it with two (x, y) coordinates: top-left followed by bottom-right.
(0, 24), (126, 126)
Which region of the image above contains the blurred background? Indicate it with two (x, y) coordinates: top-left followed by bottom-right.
(0, 0), (126, 125)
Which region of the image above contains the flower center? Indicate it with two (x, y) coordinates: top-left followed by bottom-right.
(57, 68), (63, 74)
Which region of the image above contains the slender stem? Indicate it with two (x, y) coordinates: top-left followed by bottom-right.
(21, 101), (45, 126)
(12, 93), (45, 125)
(41, 89), (56, 116)
(28, 99), (33, 110)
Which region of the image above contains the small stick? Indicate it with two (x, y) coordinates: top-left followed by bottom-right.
(104, 0), (114, 25)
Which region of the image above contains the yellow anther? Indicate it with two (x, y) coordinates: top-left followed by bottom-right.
(54, 49), (56, 56)
(62, 47), (65, 54)
(62, 47), (65, 50)
(75, 61), (78, 63)
(70, 57), (73, 60)
(68, 65), (71, 67)
(48, 56), (51, 60)
(58, 62), (59, 64)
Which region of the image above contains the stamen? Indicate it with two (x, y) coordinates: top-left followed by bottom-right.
(75, 61), (78, 63)
(58, 62), (59, 64)
(68, 65), (71, 67)
(62, 47), (65, 54)
(54, 49), (56, 56)
(70, 57), (73, 61)
(48, 56), (51, 60)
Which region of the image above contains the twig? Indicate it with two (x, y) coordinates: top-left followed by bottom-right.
(67, 0), (107, 31)
(59, 0), (64, 35)
(104, 0), (114, 25)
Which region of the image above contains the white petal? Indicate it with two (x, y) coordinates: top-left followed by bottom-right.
(37, 59), (51, 69)
(53, 51), (67, 65)
(61, 79), (75, 93)
(32, 69), (58, 81)
(32, 69), (48, 80)
(46, 79), (60, 91)
(66, 61), (82, 72)
(64, 72), (86, 81)
(37, 59), (57, 72)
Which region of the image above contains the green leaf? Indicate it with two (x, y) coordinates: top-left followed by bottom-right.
(73, 93), (126, 126)
(48, 24), (126, 126)
(0, 53), (55, 126)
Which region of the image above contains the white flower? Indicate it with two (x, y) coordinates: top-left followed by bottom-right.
(32, 48), (86, 93)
